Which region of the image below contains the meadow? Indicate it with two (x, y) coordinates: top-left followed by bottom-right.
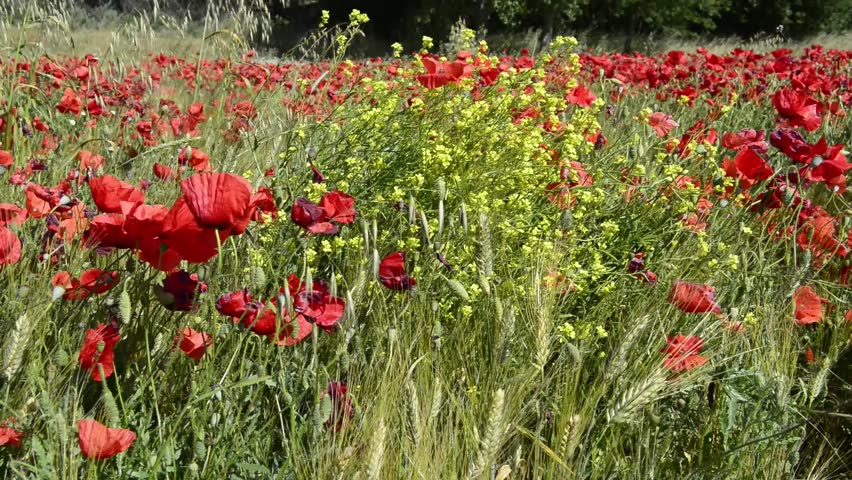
(0, 5), (851, 479)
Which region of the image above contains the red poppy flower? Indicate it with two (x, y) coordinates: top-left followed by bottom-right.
(648, 112), (678, 137)
(0, 227), (22, 266)
(56, 269), (121, 300)
(216, 289), (254, 317)
(772, 88), (822, 132)
(416, 56), (471, 89)
(178, 147), (211, 172)
(379, 251), (416, 291)
(322, 382), (354, 431)
(319, 190), (356, 225)
(77, 151), (105, 171)
(0, 150), (13, 168)
(175, 327), (211, 361)
(722, 147), (774, 191)
(153, 163), (180, 181)
(566, 85), (597, 107)
(290, 191), (356, 234)
(180, 173), (253, 234)
(160, 197), (228, 263)
(56, 88), (82, 115)
(0, 427), (24, 448)
(668, 280), (721, 314)
(155, 270), (207, 312)
(77, 419), (135, 460)
(660, 335), (707, 372)
(89, 175), (145, 214)
(721, 129), (768, 153)
(794, 285), (825, 325)
(0, 204), (27, 227)
(287, 274), (346, 332)
(78, 322), (120, 381)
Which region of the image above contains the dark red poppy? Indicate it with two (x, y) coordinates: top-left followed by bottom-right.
(668, 280), (721, 314)
(660, 335), (707, 372)
(287, 274), (345, 332)
(322, 381), (354, 431)
(215, 289), (252, 318)
(379, 251), (416, 291)
(78, 322), (120, 381)
(155, 270), (207, 312)
(290, 190), (356, 234)
(794, 285), (825, 325)
(77, 419), (135, 460)
(89, 175), (145, 214)
(0, 227), (22, 266)
(175, 327), (211, 361)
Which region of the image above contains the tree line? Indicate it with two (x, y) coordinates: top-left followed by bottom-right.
(80, 0), (852, 51)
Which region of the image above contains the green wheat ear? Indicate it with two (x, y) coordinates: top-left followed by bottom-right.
(3, 312), (32, 381)
(118, 289), (133, 324)
(446, 278), (470, 302)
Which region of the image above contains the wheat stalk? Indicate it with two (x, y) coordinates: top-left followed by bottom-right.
(607, 372), (667, 424)
(3, 312), (32, 381)
(366, 417), (386, 479)
(468, 388), (506, 479)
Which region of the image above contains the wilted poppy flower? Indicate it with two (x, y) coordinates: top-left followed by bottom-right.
(78, 322), (120, 381)
(88, 175), (145, 214)
(794, 285), (825, 325)
(322, 381), (354, 431)
(155, 270), (207, 312)
(77, 419), (135, 460)
(175, 327), (211, 361)
(668, 280), (721, 314)
(379, 251), (416, 291)
(648, 112), (678, 137)
(0, 227), (22, 266)
(660, 335), (708, 372)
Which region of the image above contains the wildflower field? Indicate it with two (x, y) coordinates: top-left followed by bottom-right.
(1, 7), (851, 480)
